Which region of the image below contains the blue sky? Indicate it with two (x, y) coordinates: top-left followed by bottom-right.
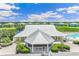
(0, 3), (79, 22)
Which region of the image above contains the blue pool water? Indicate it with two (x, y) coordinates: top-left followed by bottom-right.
(67, 33), (79, 38)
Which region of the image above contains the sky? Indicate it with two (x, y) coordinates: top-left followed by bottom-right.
(0, 3), (79, 22)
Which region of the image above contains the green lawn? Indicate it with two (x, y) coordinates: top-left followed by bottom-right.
(0, 27), (16, 30)
(56, 26), (79, 32)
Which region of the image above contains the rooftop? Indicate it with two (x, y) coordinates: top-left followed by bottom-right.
(25, 30), (54, 44)
(14, 25), (66, 38)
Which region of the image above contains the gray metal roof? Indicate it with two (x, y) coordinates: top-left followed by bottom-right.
(25, 29), (54, 44)
(14, 25), (66, 37)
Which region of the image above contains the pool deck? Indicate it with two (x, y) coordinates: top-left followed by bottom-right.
(63, 32), (79, 34)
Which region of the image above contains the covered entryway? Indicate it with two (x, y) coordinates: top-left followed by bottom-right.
(25, 30), (54, 53)
(32, 44), (50, 53)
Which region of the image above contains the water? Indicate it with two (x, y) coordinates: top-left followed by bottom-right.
(67, 33), (79, 38)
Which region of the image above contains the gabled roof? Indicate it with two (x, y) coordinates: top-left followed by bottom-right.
(14, 25), (66, 37)
(25, 30), (54, 44)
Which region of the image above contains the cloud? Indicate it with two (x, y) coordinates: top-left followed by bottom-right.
(56, 8), (65, 11)
(27, 11), (63, 22)
(0, 3), (20, 20)
(0, 11), (19, 17)
(0, 3), (20, 10)
(57, 5), (79, 14)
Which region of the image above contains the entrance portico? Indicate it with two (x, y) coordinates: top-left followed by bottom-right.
(25, 30), (54, 53)
(28, 44), (50, 53)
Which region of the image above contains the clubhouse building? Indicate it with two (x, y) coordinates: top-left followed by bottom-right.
(13, 25), (66, 53)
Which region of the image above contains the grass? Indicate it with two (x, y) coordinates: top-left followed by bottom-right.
(56, 26), (79, 32)
(0, 27), (16, 30)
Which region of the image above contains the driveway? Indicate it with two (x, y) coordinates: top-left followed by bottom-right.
(0, 43), (16, 56)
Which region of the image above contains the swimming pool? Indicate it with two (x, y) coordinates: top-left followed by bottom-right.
(66, 33), (79, 39)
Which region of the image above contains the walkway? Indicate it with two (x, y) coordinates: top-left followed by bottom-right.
(64, 42), (79, 52)
(0, 43), (16, 56)
(50, 52), (79, 56)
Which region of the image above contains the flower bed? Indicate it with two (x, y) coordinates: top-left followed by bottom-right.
(51, 44), (70, 53)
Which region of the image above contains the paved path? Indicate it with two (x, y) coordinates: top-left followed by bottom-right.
(50, 52), (79, 56)
(0, 43), (16, 56)
(64, 42), (79, 52)
(16, 54), (42, 56)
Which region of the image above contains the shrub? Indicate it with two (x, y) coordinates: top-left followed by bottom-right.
(63, 45), (70, 50)
(51, 43), (70, 53)
(51, 46), (58, 53)
(51, 44), (60, 53)
(73, 40), (79, 44)
(22, 47), (30, 53)
(0, 37), (11, 43)
(16, 43), (30, 54)
(0, 37), (12, 47)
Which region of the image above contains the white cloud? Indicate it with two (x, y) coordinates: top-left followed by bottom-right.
(67, 10), (77, 13)
(56, 8), (65, 11)
(0, 3), (20, 10)
(27, 11), (63, 22)
(57, 5), (79, 14)
(68, 6), (79, 10)
(0, 3), (20, 20)
(0, 11), (19, 17)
